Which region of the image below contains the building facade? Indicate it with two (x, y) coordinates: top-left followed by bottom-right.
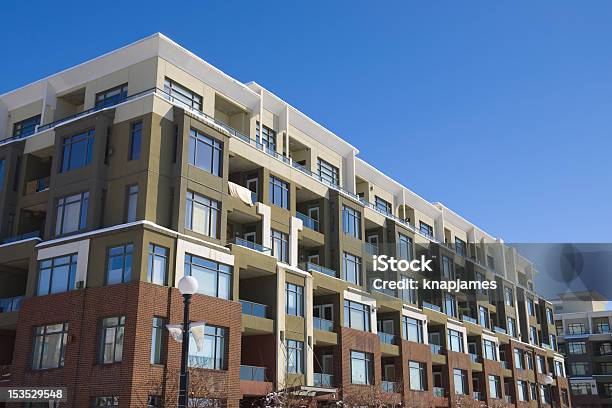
(0, 33), (570, 407)
(554, 292), (612, 408)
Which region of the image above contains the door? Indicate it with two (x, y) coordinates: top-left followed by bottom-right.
(322, 355), (333, 374)
(468, 342), (477, 355)
(367, 234), (379, 247)
(429, 332), (441, 345)
(314, 304), (333, 321)
(384, 364), (396, 381)
(308, 207), (319, 221)
(246, 177), (258, 194)
(308, 253), (320, 265)
(378, 319), (394, 335)
(433, 372), (442, 387)
(243, 232), (256, 243)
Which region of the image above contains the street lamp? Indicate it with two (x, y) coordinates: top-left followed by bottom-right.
(177, 275), (198, 408)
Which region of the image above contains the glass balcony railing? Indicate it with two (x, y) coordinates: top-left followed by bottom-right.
(240, 365), (267, 382)
(2, 231), (40, 244)
(231, 237), (272, 255)
(381, 381), (397, 393)
(313, 373), (333, 388)
(473, 391), (482, 401)
(378, 332), (396, 345)
(299, 262), (337, 278)
(313, 317), (334, 332)
(430, 344), (444, 355)
(433, 387), (445, 397)
(240, 300), (269, 318)
(461, 315), (477, 324)
(422, 301), (441, 312)
(0, 296), (23, 313)
(363, 242), (379, 255)
(500, 361), (510, 369)
(504, 395), (513, 403)
(296, 211), (319, 232)
(469, 353), (479, 363)
(493, 326), (507, 335)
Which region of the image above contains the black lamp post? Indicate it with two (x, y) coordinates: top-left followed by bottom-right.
(177, 275), (198, 408)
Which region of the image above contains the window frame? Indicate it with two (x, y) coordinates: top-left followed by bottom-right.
(188, 128), (223, 176)
(106, 243), (133, 285)
(60, 129), (94, 173)
(98, 316), (125, 364)
(31, 322), (69, 370)
(185, 191), (221, 239)
(55, 191), (89, 236)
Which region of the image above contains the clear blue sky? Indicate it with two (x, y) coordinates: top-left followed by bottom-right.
(2, 1), (610, 243)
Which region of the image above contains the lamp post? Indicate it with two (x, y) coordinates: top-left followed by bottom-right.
(177, 275), (198, 408)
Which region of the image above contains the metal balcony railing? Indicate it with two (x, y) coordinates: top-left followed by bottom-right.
(313, 373), (333, 388)
(299, 262), (337, 278)
(240, 300), (269, 318)
(313, 317), (334, 332)
(231, 237), (272, 255)
(296, 211), (319, 232)
(0, 296), (23, 313)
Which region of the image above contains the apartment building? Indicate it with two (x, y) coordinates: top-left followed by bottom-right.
(0, 33), (570, 407)
(554, 292), (612, 408)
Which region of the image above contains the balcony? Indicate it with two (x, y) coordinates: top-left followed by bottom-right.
(299, 262), (337, 278)
(0, 296), (22, 313)
(230, 237), (271, 255)
(2, 231), (41, 244)
(433, 387), (445, 397)
(430, 344), (444, 355)
(461, 315), (477, 324)
(493, 326), (507, 335)
(500, 361), (510, 369)
(314, 317), (334, 332)
(469, 353), (479, 363)
(422, 301), (441, 312)
(240, 300), (269, 318)
(296, 211), (319, 232)
(381, 381), (397, 393)
(240, 365), (267, 382)
(378, 332), (396, 345)
(313, 373), (333, 388)
(24, 177), (50, 194)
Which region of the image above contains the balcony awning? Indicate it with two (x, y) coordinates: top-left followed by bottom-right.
(228, 181), (254, 206)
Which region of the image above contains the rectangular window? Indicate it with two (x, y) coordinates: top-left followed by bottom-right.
(529, 326), (537, 345)
(441, 256), (454, 279)
(271, 230), (289, 263)
(32, 323), (69, 370)
(269, 176), (289, 209)
(185, 191), (220, 238)
(12, 114), (41, 138)
(409, 361), (426, 390)
(507, 317), (516, 337)
(61, 130), (94, 172)
(343, 252), (361, 285)
(454, 238), (466, 257)
(540, 385), (551, 404)
(106, 244), (133, 285)
(189, 325), (226, 370)
(400, 275), (417, 304)
(554, 360), (565, 377)
(402, 317), (424, 343)
(128, 121), (142, 160)
(37, 254), (78, 296)
(447, 329), (464, 353)
(147, 244), (168, 285)
(286, 340), (304, 374)
(125, 185), (138, 222)
(570, 382), (592, 395)
(255, 122), (276, 153)
(344, 300), (370, 332)
(93, 397), (119, 407)
(164, 78), (202, 111)
(188, 128), (223, 176)
(568, 322), (586, 334)
(99, 316), (125, 364)
(453, 369), (467, 395)
(570, 362), (588, 376)
(488, 375), (500, 399)
(546, 307), (554, 324)
(483, 339), (497, 361)
(526, 352), (534, 370)
(536, 355), (545, 373)
(504, 287), (514, 306)
(517, 380), (528, 402)
(374, 196), (392, 215)
(95, 84), (128, 109)
(184, 254), (232, 299)
(479, 306), (489, 329)
(55, 191), (89, 235)
(514, 348), (524, 370)
(527, 298), (535, 316)
(530, 383), (538, 400)
(444, 292), (456, 318)
(397, 233), (413, 260)
(419, 221), (433, 238)
(350, 350), (373, 385)
(342, 206), (361, 239)
(286, 283), (304, 317)
(317, 158), (339, 186)
(150, 317), (165, 364)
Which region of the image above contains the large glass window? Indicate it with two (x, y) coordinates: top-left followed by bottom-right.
(343, 252), (361, 285)
(61, 130), (94, 172)
(514, 348), (524, 369)
(256, 122), (276, 153)
(488, 375), (500, 399)
(479, 306), (489, 329)
(400, 275), (417, 304)
(106, 244), (133, 285)
(350, 350), (373, 385)
(374, 196), (392, 215)
(13, 115), (40, 138)
(317, 158), (339, 186)
(419, 221), (433, 238)
(529, 326), (538, 345)
(128, 121), (142, 161)
(454, 238), (467, 256)
(185, 191), (220, 238)
(188, 129), (222, 176)
(147, 244), (168, 285)
(271, 230), (289, 263)
(37, 254), (78, 296)
(536, 355), (545, 373)
(444, 292), (456, 318)
(567, 322), (586, 334)
(184, 254), (232, 299)
(402, 316), (423, 343)
(517, 380), (528, 402)
(441, 256), (454, 279)
(32, 323), (69, 370)
(344, 300), (370, 332)
(447, 329), (464, 352)
(99, 316), (125, 364)
(125, 185), (138, 222)
(189, 325), (226, 370)
(397, 233), (413, 261)
(150, 317), (165, 365)
(55, 192), (89, 235)
(507, 317), (516, 337)
(409, 361), (426, 390)
(453, 369), (467, 395)
(342, 206), (361, 239)
(95, 84), (128, 108)
(504, 287), (514, 306)
(164, 78), (203, 111)
(269, 176), (289, 209)
(286, 283), (304, 317)
(286, 340), (304, 374)
(483, 339), (497, 361)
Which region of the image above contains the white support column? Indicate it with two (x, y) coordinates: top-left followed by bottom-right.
(257, 203), (272, 250)
(276, 267), (287, 390)
(289, 216), (303, 267)
(342, 149), (357, 194)
(305, 274), (314, 386)
(41, 81), (57, 127)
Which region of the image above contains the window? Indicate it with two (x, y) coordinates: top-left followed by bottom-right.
(374, 196), (392, 215)
(95, 84), (128, 108)
(0, 159), (4, 192)
(570, 382), (592, 395)
(106, 244), (133, 285)
(12, 114), (40, 138)
(514, 348), (524, 370)
(93, 397), (119, 407)
(343, 252), (361, 285)
(184, 254), (232, 299)
(125, 185), (138, 222)
(536, 355), (545, 373)
(185, 191), (220, 238)
(441, 256), (454, 279)
(151, 317), (165, 365)
(189, 325), (226, 370)
(453, 369), (467, 395)
(554, 360), (565, 377)
(488, 375), (500, 399)
(402, 317), (423, 343)
(526, 352), (533, 370)
(504, 287), (514, 306)
(99, 316), (125, 364)
(487, 255), (495, 269)
(342, 206), (361, 239)
(255, 122), (276, 153)
(479, 306), (489, 329)
(164, 78), (202, 111)
(568, 322), (585, 334)
(529, 383), (537, 400)
(269, 176), (289, 209)
(397, 233), (413, 260)
(409, 361), (426, 390)
(540, 385), (551, 404)
(55, 191), (89, 235)
(344, 300), (370, 332)
(455, 238), (466, 257)
(37, 254), (78, 296)
(483, 339), (497, 361)
(419, 221), (433, 238)
(570, 362), (588, 376)
(546, 307), (554, 324)
(61, 130), (94, 172)
(147, 244), (168, 285)
(527, 298), (535, 316)
(128, 121), (142, 160)
(507, 317), (516, 337)
(400, 275), (417, 304)
(529, 326), (537, 345)
(517, 380), (528, 402)
(286, 283), (304, 317)
(271, 230), (289, 263)
(286, 340), (304, 374)
(601, 342), (612, 355)
(550, 334), (557, 350)
(447, 329), (464, 353)
(188, 129), (222, 176)
(317, 158), (339, 186)
(597, 320), (610, 334)
(32, 323), (69, 370)
(351, 351), (373, 385)
(444, 292), (456, 318)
